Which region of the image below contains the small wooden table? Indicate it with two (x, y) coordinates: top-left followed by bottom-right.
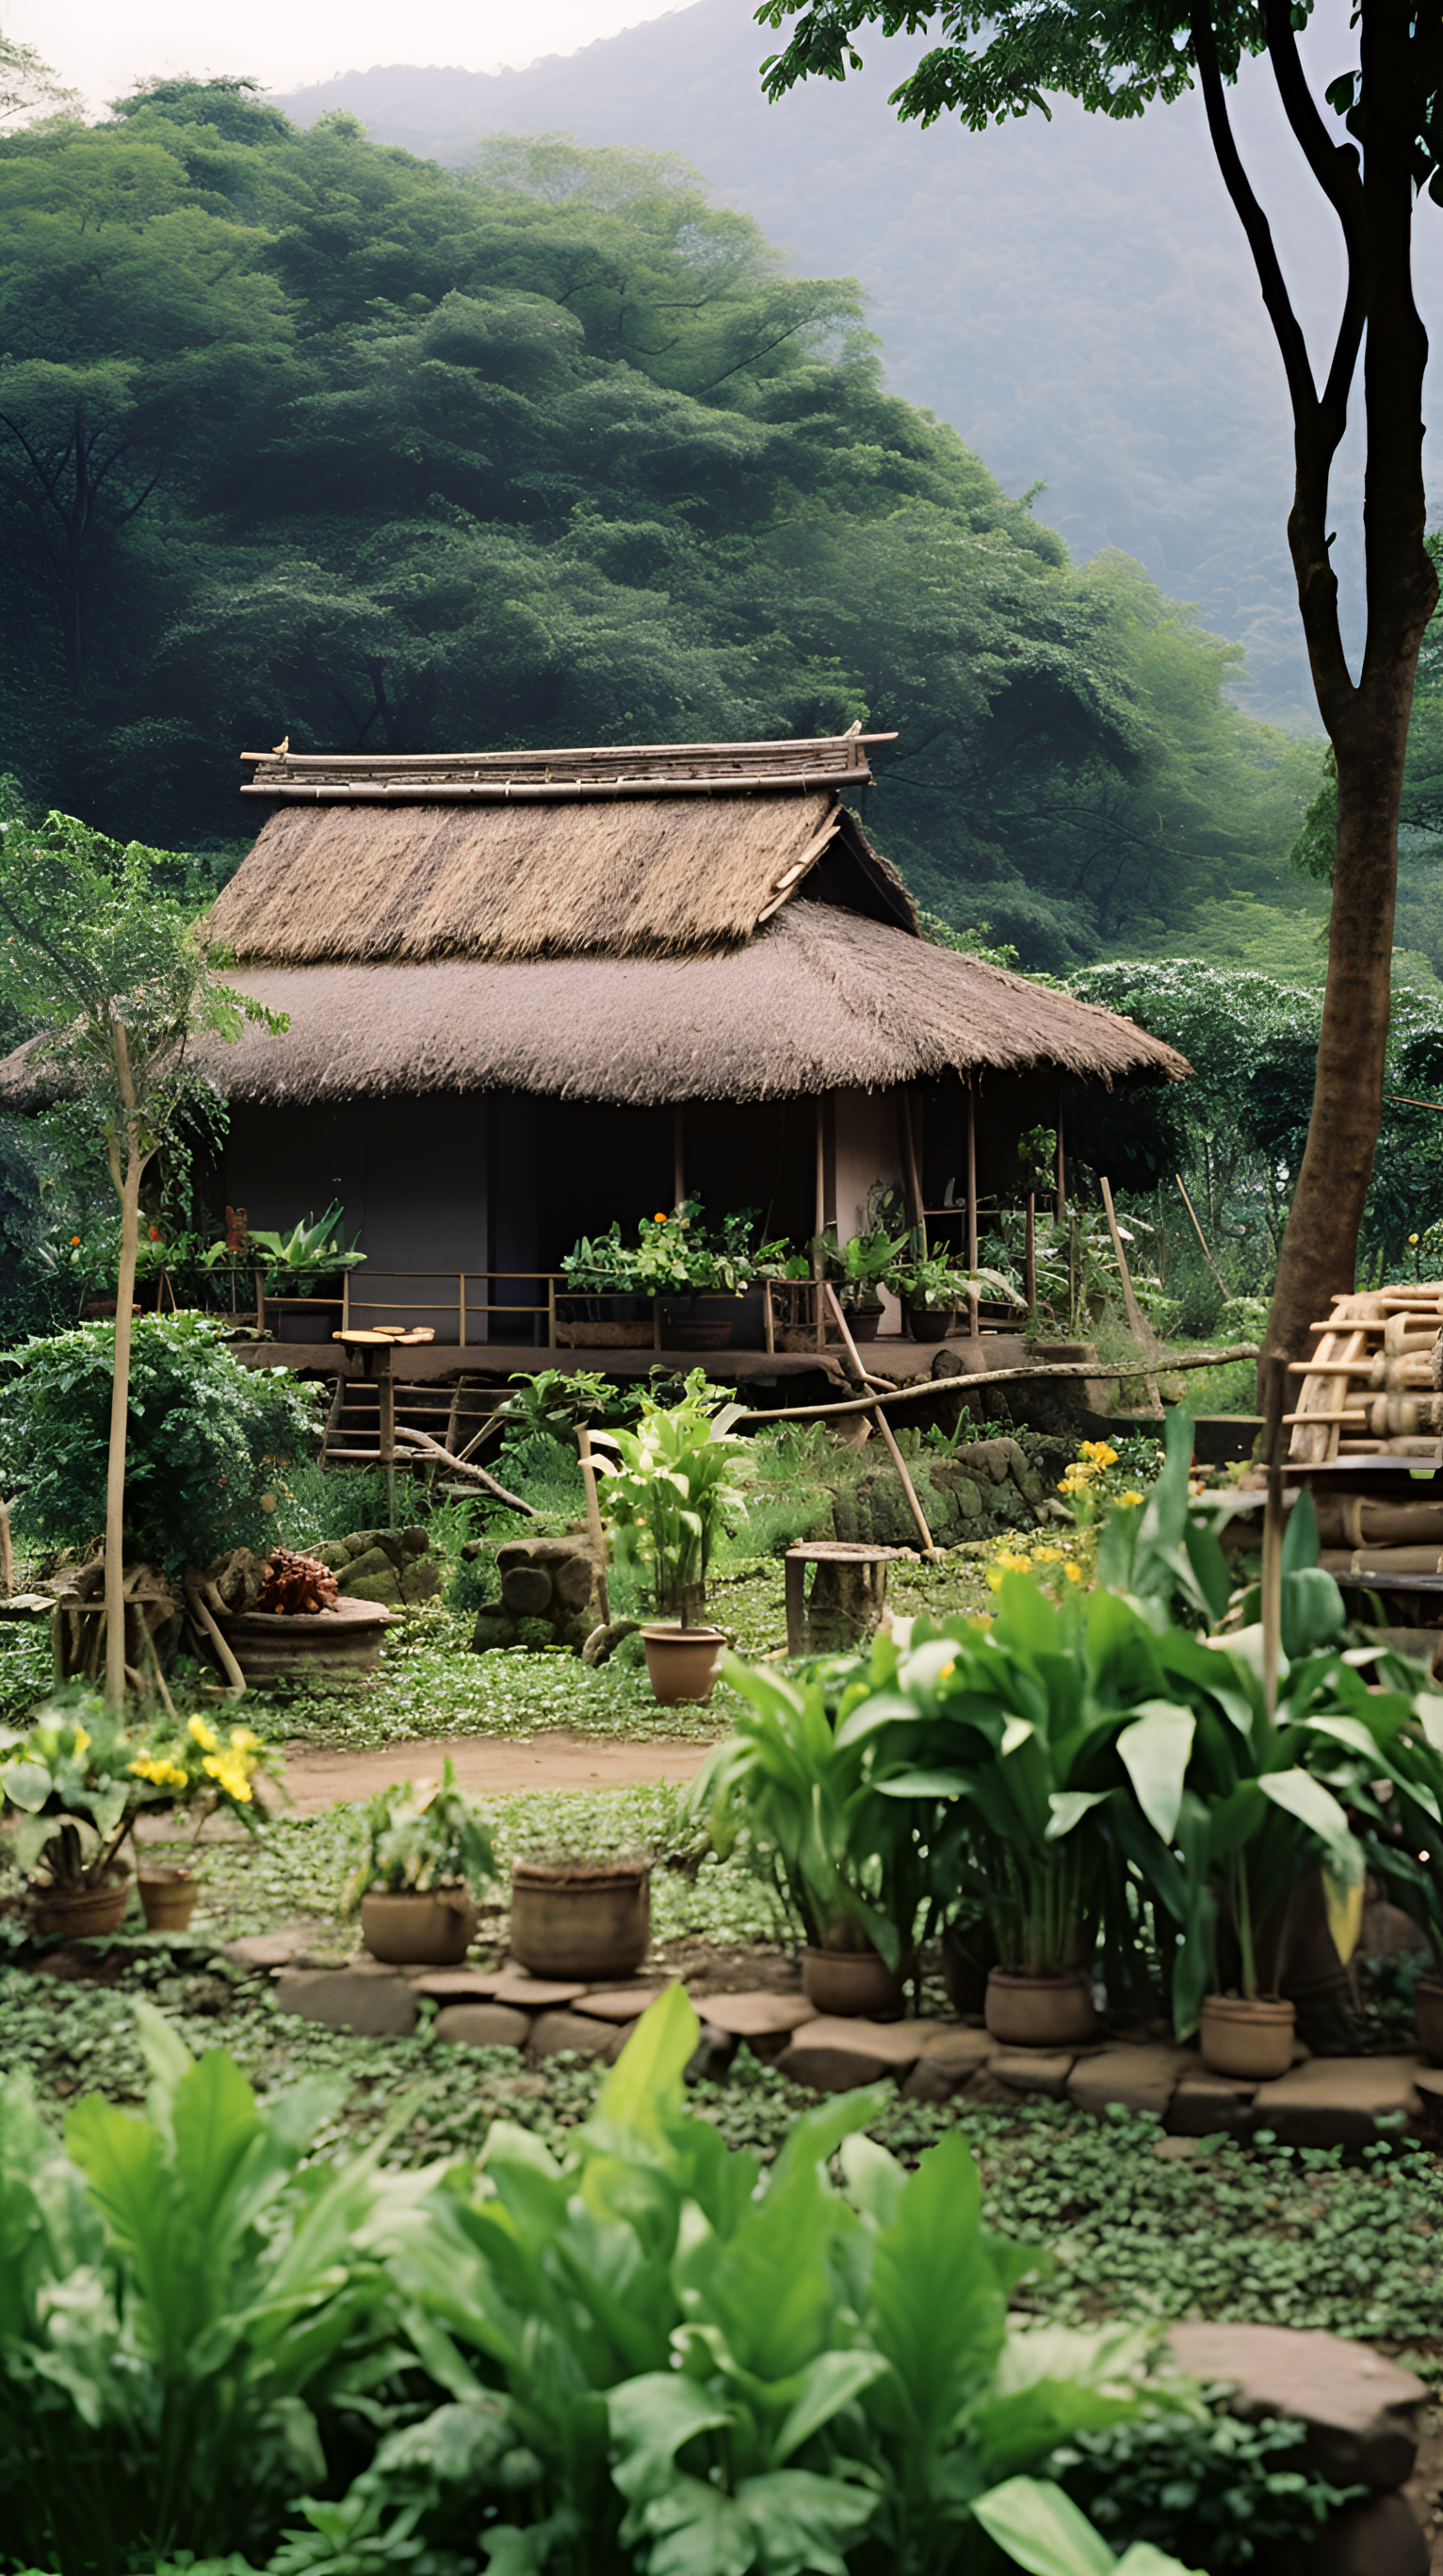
(784, 1541), (912, 1656)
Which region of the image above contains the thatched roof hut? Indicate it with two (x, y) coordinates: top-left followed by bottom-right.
(186, 732), (1184, 1105)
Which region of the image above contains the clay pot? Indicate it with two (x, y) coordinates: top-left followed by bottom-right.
(941, 1919), (997, 2017)
(985, 1966), (1098, 2047)
(802, 1945), (905, 2018)
(844, 1301), (884, 1343)
(641, 1623), (724, 1704)
(361, 1887), (478, 1965)
(1416, 1972), (1443, 2065)
(138, 1868), (198, 1932)
(906, 1303), (956, 1344)
(510, 1859), (651, 1979)
(30, 1869), (132, 1940)
(1199, 1993), (1295, 2079)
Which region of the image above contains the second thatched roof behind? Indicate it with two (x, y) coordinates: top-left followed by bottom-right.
(207, 790), (915, 965)
(171, 901), (1189, 1107)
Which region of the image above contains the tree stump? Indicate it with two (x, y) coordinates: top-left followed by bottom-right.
(784, 1542), (912, 1655)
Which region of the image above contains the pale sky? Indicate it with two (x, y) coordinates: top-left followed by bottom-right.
(18, 1), (681, 109)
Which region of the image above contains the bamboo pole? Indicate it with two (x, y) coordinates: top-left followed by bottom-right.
(1175, 1173), (1229, 1298)
(1100, 1176), (1162, 1418)
(0, 1498), (12, 1603)
(823, 1281), (891, 1394)
(901, 1091), (926, 1250)
(966, 1086), (980, 1344)
(1055, 1086), (1066, 1221)
(1261, 1354), (1286, 1723)
(732, 1344), (1259, 1427)
(1025, 1192), (1036, 1313)
(673, 1104), (686, 1213)
(576, 1426), (611, 1628)
(814, 1098), (826, 1351)
(867, 1396), (941, 1560)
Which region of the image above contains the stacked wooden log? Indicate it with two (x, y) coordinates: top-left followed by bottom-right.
(1288, 1287), (1443, 1464)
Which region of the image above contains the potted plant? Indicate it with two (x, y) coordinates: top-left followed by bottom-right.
(885, 1245), (1025, 1342)
(344, 1755), (496, 1964)
(509, 1847), (653, 1978)
(591, 1369), (753, 1702)
(243, 1204), (365, 1340)
(0, 1700), (277, 1938)
(129, 1710), (281, 1930)
(821, 1222), (911, 1338)
(692, 1651), (928, 2014)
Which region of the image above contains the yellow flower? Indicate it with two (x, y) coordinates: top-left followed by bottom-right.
(228, 1726), (261, 1753)
(1117, 1492), (1144, 1508)
(71, 1724), (90, 1760)
(1030, 1545), (1063, 1563)
(985, 1569), (1005, 1592)
(938, 1659), (956, 1681)
(1079, 1441), (1118, 1468)
(203, 1752), (253, 1803)
(1411, 1233), (1420, 1247)
(129, 1753), (188, 1789)
(1063, 1563), (1084, 1583)
(187, 1715), (219, 1753)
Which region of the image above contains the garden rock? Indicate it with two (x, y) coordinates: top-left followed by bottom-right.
(1301, 2494), (1429, 2575)
(490, 1971), (591, 2008)
(433, 2002), (530, 2049)
(1166, 2068), (1260, 2138)
(471, 1537), (597, 1655)
(408, 1968), (501, 2000)
(527, 2009), (624, 2060)
(1066, 2044), (1195, 2117)
(990, 2047), (1076, 2099)
(576, 1986), (673, 2021)
(915, 2027), (995, 2079)
(1250, 2054), (1422, 2145)
(685, 2021), (737, 2081)
(1167, 2322), (1426, 2491)
(700, 1992), (818, 2039)
(311, 1527), (443, 1607)
(220, 1925), (329, 1969)
(273, 1961), (418, 2036)
(900, 2057), (959, 2102)
(777, 2015), (928, 2092)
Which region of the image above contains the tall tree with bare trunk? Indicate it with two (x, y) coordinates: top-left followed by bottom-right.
(0, 804), (283, 1708)
(755, 0), (1442, 1370)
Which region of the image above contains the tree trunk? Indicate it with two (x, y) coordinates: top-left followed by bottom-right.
(105, 1142), (142, 1712)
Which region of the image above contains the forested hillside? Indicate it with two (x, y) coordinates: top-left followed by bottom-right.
(0, 78), (1321, 968)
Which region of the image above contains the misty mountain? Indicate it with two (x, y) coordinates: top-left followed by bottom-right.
(272, 0), (1443, 731)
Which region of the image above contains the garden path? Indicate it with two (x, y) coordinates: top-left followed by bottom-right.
(275, 1731), (714, 1814)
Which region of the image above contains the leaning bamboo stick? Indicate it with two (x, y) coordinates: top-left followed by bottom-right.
(576, 1426), (611, 1629)
(1100, 1177), (1161, 1418)
(734, 1344), (1260, 1426)
(868, 1400), (942, 1561)
(1175, 1174), (1229, 1298)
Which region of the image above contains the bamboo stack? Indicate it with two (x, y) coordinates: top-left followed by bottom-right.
(1288, 1287), (1443, 1465)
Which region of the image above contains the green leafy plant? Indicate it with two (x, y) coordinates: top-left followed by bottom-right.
(562, 1200), (790, 1298)
(0, 2004), (418, 2574)
(591, 1367), (754, 1621)
(820, 1221), (912, 1307)
(245, 1203), (365, 1289)
(692, 1654), (929, 1969)
(373, 1986), (1192, 2576)
(886, 1245), (1026, 1312)
(0, 1700), (281, 1903)
(0, 1311), (324, 1571)
(495, 1367), (640, 1438)
(343, 1754), (496, 1905)
(1054, 2405), (1359, 2571)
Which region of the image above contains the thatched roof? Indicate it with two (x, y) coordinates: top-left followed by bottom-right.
(122, 902), (1186, 1108)
(239, 730), (886, 802)
(207, 791), (916, 965)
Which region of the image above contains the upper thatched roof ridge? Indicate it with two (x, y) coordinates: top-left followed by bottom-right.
(208, 788), (917, 966)
(238, 729), (889, 803)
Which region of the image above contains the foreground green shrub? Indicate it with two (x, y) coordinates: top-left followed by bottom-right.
(0, 1313), (321, 1570)
(0, 1990), (1203, 2576)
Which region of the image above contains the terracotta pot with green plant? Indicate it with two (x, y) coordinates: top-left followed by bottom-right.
(0, 1697), (277, 1940)
(344, 1756), (496, 1964)
(592, 1368), (754, 1704)
(885, 1246), (1025, 1343)
(692, 1652), (927, 2014)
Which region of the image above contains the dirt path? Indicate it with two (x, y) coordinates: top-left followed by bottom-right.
(276, 1732), (714, 1815)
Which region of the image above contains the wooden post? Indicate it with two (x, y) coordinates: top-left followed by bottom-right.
(1055, 1087), (1066, 1221)
(763, 1278), (775, 1355)
(814, 1096), (826, 1349)
(673, 1103), (686, 1213)
(1100, 1176), (1162, 1418)
(966, 1084), (980, 1344)
(823, 1281), (886, 1391)
(0, 1497), (12, 1602)
(1025, 1190), (1036, 1313)
(785, 1552), (807, 1655)
(342, 1270), (349, 1331)
(253, 1265), (266, 1337)
(377, 1345), (397, 1525)
(546, 1276), (557, 1349)
(1261, 1354), (1286, 1722)
(901, 1090), (926, 1250)
(576, 1426), (611, 1629)
(459, 1271), (466, 1350)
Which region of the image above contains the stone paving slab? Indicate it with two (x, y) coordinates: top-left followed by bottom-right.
(408, 1969), (502, 2001)
(433, 2002), (531, 2050)
(1067, 2044), (1196, 2116)
(574, 1986), (674, 2022)
(273, 1963), (417, 2036)
(489, 1972), (592, 2009)
(1250, 2054), (1422, 2146)
(1168, 2322), (1426, 2488)
(699, 1991), (820, 2039)
(989, 2047), (1075, 2099)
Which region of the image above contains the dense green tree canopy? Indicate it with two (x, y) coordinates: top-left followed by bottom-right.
(0, 78), (1313, 960)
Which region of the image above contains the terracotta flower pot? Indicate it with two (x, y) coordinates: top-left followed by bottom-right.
(906, 1304), (956, 1344)
(30, 1869), (132, 1941)
(802, 1945), (905, 2019)
(510, 1859), (651, 1979)
(846, 1302), (884, 1342)
(1417, 1972), (1443, 2065)
(138, 1868), (198, 1933)
(985, 1966), (1098, 2047)
(1199, 1993), (1295, 2079)
(361, 1887), (478, 1965)
(641, 1623), (724, 1704)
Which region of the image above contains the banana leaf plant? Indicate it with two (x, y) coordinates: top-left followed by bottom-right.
(690, 1655), (930, 1971)
(591, 1368), (753, 1622)
(383, 1985), (1198, 2576)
